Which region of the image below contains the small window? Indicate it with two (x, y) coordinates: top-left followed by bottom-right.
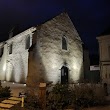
(0, 47), (3, 57)
(105, 74), (107, 78)
(9, 43), (13, 54)
(62, 36), (67, 50)
(25, 35), (30, 49)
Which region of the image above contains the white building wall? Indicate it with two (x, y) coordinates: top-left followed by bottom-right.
(0, 44), (8, 80)
(0, 27), (36, 83)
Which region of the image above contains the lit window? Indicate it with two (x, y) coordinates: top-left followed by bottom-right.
(62, 36), (67, 50)
(0, 47), (3, 57)
(25, 35), (30, 49)
(9, 43), (13, 54)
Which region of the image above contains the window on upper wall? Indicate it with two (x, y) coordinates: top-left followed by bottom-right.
(0, 47), (3, 57)
(9, 43), (13, 54)
(25, 35), (30, 49)
(108, 46), (110, 58)
(62, 36), (67, 50)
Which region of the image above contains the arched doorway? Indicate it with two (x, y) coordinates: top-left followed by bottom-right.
(61, 66), (69, 84)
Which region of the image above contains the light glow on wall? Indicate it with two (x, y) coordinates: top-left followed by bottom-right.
(0, 44), (8, 80)
(6, 62), (13, 81)
(40, 47), (83, 84)
(41, 53), (62, 84)
(70, 57), (83, 82)
(0, 27), (35, 83)
(3, 63), (6, 71)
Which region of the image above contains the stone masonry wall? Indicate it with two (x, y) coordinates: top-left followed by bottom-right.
(0, 27), (36, 83)
(27, 13), (83, 85)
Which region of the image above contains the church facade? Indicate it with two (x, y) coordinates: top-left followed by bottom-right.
(0, 13), (83, 84)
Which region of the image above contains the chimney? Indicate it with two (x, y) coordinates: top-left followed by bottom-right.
(9, 27), (14, 39)
(9, 25), (20, 39)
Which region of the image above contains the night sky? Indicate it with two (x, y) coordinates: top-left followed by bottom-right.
(0, 0), (110, 64)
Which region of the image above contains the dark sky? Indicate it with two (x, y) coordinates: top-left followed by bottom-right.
(0, 0), (110, 64)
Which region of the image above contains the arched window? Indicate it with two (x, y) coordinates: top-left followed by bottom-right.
(9, 43), (13, 54)
(25, 35), (30, 49)
(62, 36), (67, 50)
(108, 46), (110, 58)
(0, 47), (3, 57)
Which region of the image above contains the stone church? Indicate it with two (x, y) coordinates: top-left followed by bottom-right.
(0, 12), (83, 85)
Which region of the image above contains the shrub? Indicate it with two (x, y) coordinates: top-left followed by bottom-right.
(73, 83), (105, 108)
(24, 93), (41, 110)
(46, 83), (105, 109)
(46, 83), (75, 110)
(0, 86), (11, 98)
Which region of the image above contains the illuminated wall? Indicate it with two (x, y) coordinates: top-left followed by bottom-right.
(0, 13), (83, 84)
(0, 44), (8, 80)
(27, 13), (83, 85)
(0, 27), (36, 83)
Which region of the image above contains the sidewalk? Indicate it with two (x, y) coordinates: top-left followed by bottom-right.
(1, 81), (26, 97)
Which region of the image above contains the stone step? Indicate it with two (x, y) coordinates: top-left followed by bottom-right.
(2, 100), (20, 105)
(0, 103), (13, 108)
(0, 108), (9, 110)
(8, 97), (22, 101)
(0, 108), (10, 110)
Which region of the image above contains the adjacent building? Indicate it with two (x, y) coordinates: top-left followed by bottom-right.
(97, 34), (110, 85)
